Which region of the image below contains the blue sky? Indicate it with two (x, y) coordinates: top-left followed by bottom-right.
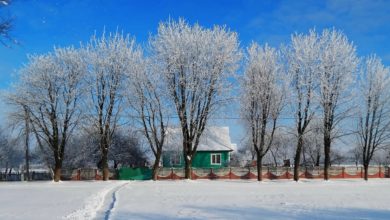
(0, 0), (389, 144)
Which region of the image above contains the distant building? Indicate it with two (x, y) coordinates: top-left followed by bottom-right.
(162, 126), (236, 168)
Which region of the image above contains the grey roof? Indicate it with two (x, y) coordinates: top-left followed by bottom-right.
(164, 126), (235, 152)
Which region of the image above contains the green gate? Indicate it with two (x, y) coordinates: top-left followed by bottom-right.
(118, 167), (152, 180)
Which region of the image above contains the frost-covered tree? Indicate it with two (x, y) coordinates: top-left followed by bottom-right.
(63, 130), (100, 169)
(127, 57), (169, 180)
(268, 130), (294, 167)
(0, 0), (15, 47)
(357, 55), (390, 181)
(0, 128), (24, 175)
(83, 31), (140, 180)
(317, 29), (358, 180)
(348, 145), (363, 166)
(241, 43), (284, 181)
(286, 30), (319, 181)
(7, 47), (86, 182)
(4, 104), (32, 180)
(150, 19), (241, 179)
(63, 128), (146, 169)
(302, 121), (323, 167)
(109, 129), (148, 169)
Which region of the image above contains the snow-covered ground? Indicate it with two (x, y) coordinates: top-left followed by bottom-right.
(0, 181), (122, 220)
(1, 179), (390, 220)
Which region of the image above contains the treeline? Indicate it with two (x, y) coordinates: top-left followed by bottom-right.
(2, 19), (390, 182)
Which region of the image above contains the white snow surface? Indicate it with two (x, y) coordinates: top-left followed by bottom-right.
(111, 179), (390, 220)
(1, 179), (390, 219)
(0, 181), (122, 220)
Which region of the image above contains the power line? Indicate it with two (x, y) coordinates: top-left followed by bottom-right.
(121, 114), (362, 120)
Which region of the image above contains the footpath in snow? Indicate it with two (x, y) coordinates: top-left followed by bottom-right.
(0, 181), (122, 220)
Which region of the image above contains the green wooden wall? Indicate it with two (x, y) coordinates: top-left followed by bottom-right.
(162, 151), (230, 168)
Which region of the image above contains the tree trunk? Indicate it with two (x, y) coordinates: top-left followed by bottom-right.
(315, 152), (320, 167)
(25, 136), (30, 181)
(257, 155), (263, 181)
(184, 157), (192, 179)
(324, 134), (331, 180)
(101, 149), (109, 181)
(53, 164), (61, 182)
(270, 150), (278, 167)
(24, 108), (30, 181)
(364, 164), (369, 181)
(294, 136), (303, 181)
(152, 152), (162, 181)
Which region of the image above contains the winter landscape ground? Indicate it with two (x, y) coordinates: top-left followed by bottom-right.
(1, 179), (390, 220)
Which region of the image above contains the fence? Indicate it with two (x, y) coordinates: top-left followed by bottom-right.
(0, 168), (116, 181)
(2, 166), (389, 181)
(155, 166), (390, 180)
(0, 171), (52, 181)
(61, 168), (116, 180)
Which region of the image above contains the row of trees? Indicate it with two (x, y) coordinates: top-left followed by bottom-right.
(241, 29), (390, 181)
(0, 127), (147, 178)
(3, 19), (390, 182)
(5, 19), (240, 181)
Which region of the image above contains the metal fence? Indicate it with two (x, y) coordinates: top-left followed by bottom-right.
(0, 168), (117, 181)
(0, 171), (52, 181)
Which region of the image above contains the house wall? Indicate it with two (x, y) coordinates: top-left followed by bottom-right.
(162, 151), (183, 168)
(162, 151), (230, 168)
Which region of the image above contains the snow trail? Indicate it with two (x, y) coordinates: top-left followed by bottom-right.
(104, 182), (129, 220)
(63, 181), (126, 220)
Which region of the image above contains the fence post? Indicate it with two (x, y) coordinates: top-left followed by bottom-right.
(267, 167), (270, 180)
(248, 166), (251, 179)
(305, 166), (308, 179)
(342, 167), (345, 179)
(229, 167), (232, 179)
(78, 169), (81, 181)
(170, 168), (173, 180)
(379, 166), (382, 178)
(360, 167), (363, 178)
(387, 166), (390, 178)
(287, 167), (291, 179)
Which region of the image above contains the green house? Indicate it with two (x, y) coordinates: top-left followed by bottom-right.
(162, 127), (236, 168)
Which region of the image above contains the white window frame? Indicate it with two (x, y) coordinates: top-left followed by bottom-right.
(210, 153), (222, 165)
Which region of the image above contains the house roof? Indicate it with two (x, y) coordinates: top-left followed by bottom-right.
(165, 126), (235, 152)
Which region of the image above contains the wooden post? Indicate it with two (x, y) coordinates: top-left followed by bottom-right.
(78, 169), (81, 181)
(360, 167), (363, 178)
(229, 167), (232, 179)
(342, 167), (345, 179)
(305, 166), (308, 179)
(379, 166), (382, 178)
(387, 166), (390, 178)
(267, 167), (270, 180)
(171, 168), (173, 180)
(286, 167), (289, 179)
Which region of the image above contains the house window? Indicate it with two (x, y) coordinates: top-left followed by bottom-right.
(170, 154), (181, 166)
(211, 153), (221, 165)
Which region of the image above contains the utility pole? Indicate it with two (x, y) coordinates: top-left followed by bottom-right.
(23, 106), (30, 181)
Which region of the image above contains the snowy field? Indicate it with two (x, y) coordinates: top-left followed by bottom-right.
(1, 180), (390, 220)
